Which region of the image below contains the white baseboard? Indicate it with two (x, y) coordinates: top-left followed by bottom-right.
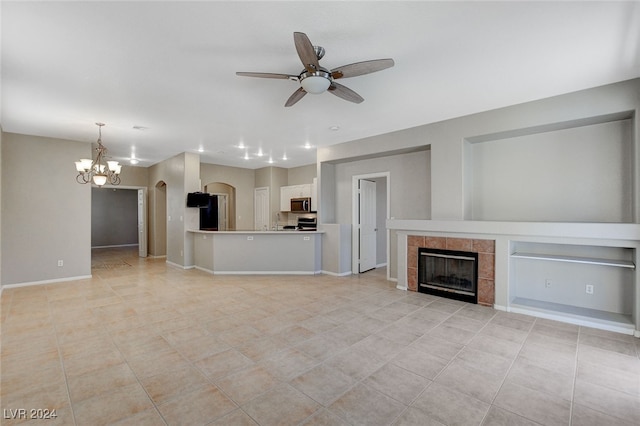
(321, 270), (353, 277)
(212, 270), (317, 275)
(2, 275), (92, 289)
(92, 244), (139, 249)
(166, 260), (194, 270)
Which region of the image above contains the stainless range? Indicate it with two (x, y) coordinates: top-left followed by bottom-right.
(297, 216), (317, 231)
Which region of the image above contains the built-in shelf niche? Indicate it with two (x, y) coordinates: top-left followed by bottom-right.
(464, 112), (634, 223)
(509, 241), (636, 333)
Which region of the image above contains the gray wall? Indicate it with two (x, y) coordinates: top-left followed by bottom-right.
(255, 166), (288, 226)
(1, 132), (91, 285)
(317, 78), (639, 279)
(287, 163), (316, 185)
(332, 150), (431, 225)
(148, 152), (200, 268)
(468, 119), (633, 222)
(91, 188), (138, 247)
(200, 163), (255, 231)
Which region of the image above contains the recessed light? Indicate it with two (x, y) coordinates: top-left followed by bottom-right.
(329, 125), (340, 131)
(304, 142), (312, 149)
(238, 142), (245, 149)
(132, 125), (148, 131)
(282, 153), (288, 161)
(130, 159), (139, 165)
(268, 157), (274, 164)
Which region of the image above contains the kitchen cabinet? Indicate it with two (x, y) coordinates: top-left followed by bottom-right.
(280, 184), (311, 211)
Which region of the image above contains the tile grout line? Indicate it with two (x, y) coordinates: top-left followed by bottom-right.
(477, 313), (536, 425)
(48, 287), (78, 426)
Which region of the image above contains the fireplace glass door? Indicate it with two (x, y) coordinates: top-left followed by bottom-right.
(418, 248), (478, 303)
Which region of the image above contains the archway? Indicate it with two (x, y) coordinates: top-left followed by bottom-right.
(204, 182), (236, 230)
(149, 180), (167, 257)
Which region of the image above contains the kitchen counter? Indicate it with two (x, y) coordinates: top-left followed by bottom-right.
(188, 230), (323, 274)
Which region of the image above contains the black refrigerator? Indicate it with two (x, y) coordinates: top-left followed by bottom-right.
(199, 195), (219, 231)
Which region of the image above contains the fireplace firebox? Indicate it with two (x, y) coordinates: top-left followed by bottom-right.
(418, 248), (478, 304)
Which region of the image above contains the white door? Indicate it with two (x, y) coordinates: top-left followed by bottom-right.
(215, 194), (228, 231)
(359, 179), (376, 272)
(137, 188), (147, 257)
(254, 187), (269, 231)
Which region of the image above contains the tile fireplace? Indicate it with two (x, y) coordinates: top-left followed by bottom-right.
(408, 236), (495, 306)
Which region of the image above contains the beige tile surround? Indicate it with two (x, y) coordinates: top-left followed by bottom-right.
(407, 236), (495, 306)
(1, 247), (639, 425)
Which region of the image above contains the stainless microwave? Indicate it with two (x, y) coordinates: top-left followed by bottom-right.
(290, 197), (311, 213)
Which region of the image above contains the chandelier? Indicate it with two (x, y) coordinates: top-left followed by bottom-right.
(75, 123), (121, 186)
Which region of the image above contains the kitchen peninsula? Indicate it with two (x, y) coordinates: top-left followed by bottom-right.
(189, 230), (322, 275)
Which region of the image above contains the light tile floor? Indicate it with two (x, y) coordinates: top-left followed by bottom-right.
(1, 247), (639, 425)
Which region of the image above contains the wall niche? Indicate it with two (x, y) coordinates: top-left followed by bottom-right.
(463, 113), (634, 223)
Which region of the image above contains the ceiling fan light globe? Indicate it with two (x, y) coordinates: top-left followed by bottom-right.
(301, 76), (330, 94)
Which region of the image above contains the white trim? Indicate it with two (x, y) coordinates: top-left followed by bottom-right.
(508, 304), (635, 336)
(321, 270), (353, 277)
(396, 284), (408, 291)
(92, 243), (139, 249)
(166, 260), (194, 270)
(2, 275), (92, 289)
(194, 266), (215, 274)
(92, 184), (149, 258)
(212, 271), (318, 275)
(351, 172), (391, 279)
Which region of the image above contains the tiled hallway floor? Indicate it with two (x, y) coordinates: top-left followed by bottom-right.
(1, 247), (639, 425)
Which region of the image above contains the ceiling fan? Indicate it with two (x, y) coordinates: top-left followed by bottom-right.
(236, 32), (394, 107)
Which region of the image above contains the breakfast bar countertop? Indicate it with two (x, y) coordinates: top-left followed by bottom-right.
(188, 229), (322, 275)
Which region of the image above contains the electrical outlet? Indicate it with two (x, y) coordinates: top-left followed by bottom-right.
(57, 260), (63, 267)
(545, 278), (552, 288)
(586, 284), (594, 295)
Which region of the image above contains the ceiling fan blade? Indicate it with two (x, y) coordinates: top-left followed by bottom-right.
(294, 32), (319, 73)
(236, 72), (297, 80)
(331, 58), (395, 79)
(285, 87), (307, 107)
(328, 82), (364, 104)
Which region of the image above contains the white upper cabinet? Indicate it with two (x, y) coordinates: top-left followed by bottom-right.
(280, 183), (312, 211)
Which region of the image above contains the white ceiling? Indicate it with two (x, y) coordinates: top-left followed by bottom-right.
(2, 1), (639, 169)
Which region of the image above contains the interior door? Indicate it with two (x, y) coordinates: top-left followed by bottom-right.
(137, 188), (147, 257)
(216, 194), (228, 231)
(359, 179), (376, 272)
(254, 187), (269, 231)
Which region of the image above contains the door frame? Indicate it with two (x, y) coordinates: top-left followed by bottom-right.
(254, 186), (270, 231)
(351, 172), (390, 278)
(93, 184), (148, 257)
